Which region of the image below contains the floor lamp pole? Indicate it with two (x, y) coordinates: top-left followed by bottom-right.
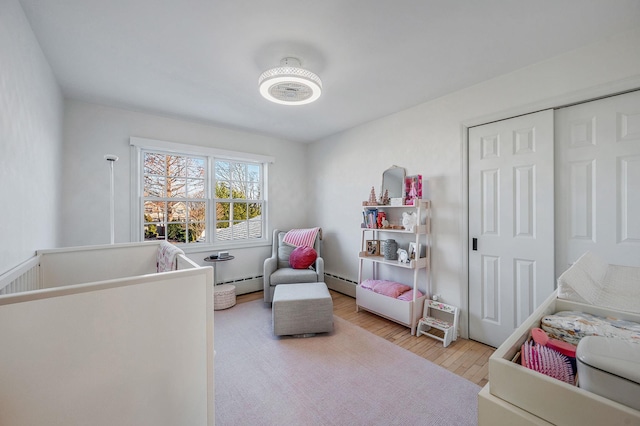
(104, 154), (119, 244)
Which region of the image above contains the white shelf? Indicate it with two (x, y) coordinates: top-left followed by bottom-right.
(357, 198), (431, 335)
(361, 224), (429, 234)
(361, 227), (411, 233)
(358, 252), (428, 269)
(363, 200), (430, 209)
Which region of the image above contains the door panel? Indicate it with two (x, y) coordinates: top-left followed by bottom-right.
(469, 110), (555, 348)
(555, 90), (640, 273)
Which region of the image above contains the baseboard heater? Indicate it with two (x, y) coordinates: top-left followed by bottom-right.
(220, 276), (262, 295)
(221, 273), (357, 297)
(324, 273), (357, 297)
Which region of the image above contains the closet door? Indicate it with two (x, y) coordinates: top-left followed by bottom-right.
(555, 90), (640, 274)
(468, 110), (555, 348)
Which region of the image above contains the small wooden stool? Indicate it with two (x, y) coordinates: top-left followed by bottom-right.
(416, 300), (459, 347)
(214, 284), (236, 310)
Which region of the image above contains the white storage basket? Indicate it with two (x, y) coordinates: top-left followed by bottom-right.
(214, 284), (236, 310)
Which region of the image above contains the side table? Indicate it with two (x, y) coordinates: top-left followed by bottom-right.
(204, 255), (235, 285)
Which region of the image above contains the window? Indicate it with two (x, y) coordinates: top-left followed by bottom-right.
(143, 151), (207, 244)
(133, 137), (271, 248)
(213, 160), (264, 242)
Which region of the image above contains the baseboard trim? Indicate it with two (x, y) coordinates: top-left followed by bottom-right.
(220, 276), (262, 295)
(221, 273), (357, 297)
(324, 273), (356, 298)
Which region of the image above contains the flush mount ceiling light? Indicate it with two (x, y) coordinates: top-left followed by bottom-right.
(258, 57), (322, 105)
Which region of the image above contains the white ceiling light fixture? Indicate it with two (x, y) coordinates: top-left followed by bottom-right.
(258, 57), (322, 105)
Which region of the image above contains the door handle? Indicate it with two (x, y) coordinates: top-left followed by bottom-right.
(472, 238), (478, 251)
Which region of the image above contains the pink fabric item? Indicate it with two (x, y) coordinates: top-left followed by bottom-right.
(373, 281), (412, 298)
(289, 246), (318, 269)
(397, 289), (424, 301)
(359, 279), (387, 290)
(360, 279), (377, 290)
(360, 279), (412, 298)
(283, 227), (320, 248)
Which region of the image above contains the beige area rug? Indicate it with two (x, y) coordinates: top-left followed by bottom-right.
(214, 300), (480, 426)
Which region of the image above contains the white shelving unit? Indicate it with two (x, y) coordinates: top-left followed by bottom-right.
(356, 199), (430, 335)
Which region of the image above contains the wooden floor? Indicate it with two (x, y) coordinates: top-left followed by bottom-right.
(236, 290), (494, 387)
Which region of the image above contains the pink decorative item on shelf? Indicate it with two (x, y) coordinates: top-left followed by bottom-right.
(381, 189), (389, 205)
(364, 186), (378, 206)
(404, 175), (422, 205)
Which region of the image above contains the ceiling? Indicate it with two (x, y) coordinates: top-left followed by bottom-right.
(18, 0), (640, 143)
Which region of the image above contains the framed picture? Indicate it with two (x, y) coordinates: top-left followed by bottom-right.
(366, 240), (380, 256)
(408, 242), (421, 260)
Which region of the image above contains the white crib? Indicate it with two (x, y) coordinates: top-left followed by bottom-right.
(0, 242), (215, 426)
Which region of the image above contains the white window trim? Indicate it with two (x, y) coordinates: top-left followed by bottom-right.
(130, 137), (275, 164)
(129, 137), (274, 252)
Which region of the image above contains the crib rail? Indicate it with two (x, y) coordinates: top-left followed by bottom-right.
(1, 244), (202, 298)
(0, 255), (42, 296)
(177, 253), (199, 270)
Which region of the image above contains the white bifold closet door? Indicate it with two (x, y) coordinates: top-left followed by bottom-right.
(468, 110), (555, 348)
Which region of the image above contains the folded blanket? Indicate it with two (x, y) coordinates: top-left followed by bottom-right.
(283, 227), (321, 248)
(541, 310), (640, 346)
(157, 241), (185, 272)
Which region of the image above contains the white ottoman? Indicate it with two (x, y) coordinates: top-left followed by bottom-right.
(272, 282), (333, 336)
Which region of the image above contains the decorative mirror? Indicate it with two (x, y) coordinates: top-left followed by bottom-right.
(381, 166), (406, 203)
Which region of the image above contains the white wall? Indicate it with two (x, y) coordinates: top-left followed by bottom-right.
(308, 26), (640, 337)
(61, 101), (309, 282)
(0, 0), (64, 275)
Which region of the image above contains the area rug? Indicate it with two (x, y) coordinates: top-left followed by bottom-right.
(214, 300), (480, 425)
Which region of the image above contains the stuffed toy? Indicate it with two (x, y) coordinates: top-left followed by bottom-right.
(397, 248), (409, 263)
(402, 211), (417, 232)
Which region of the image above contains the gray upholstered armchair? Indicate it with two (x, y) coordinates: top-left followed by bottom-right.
(263, 228), (324, 303)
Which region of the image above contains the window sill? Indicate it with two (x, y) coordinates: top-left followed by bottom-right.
(180, 240), (271, 255)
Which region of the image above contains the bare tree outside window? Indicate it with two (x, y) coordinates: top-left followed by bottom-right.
(142, 151), (264, 245)
(143, 152), (206, 243)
